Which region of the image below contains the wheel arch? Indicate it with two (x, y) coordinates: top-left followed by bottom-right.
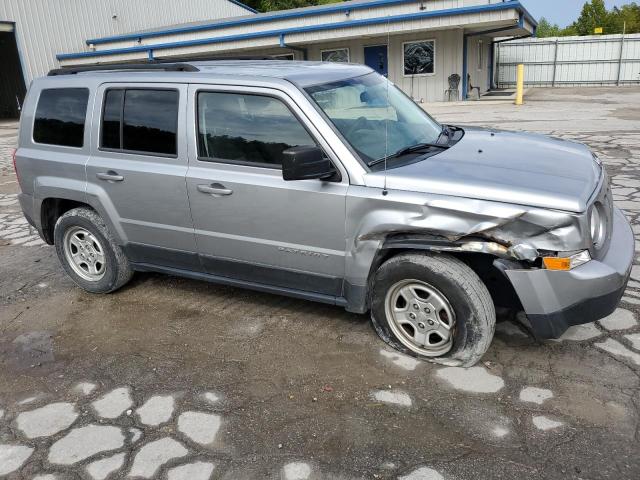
(363, 233), (524, 314)
(40, 197), (94, 245)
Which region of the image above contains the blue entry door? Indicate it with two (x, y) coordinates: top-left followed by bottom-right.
(364, 45), (388, 76)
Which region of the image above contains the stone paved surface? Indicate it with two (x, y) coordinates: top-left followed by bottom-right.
(1, 89), (640, 479)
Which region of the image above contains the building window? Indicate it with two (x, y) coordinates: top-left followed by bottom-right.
(33, 88), (89, 147)
(100, 88), (179, 156)
(477, 40), (484, 70)
(403, 40), (435, 76)
(321, 48), (350, 63)
(197, 91), (316, 168)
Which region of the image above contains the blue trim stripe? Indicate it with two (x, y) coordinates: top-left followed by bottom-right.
(60, 2), (535, 61)
(86, 0), (432, 45)
(85, 0), (536, 46)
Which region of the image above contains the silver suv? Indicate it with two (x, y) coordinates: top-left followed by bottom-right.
(14, 60), (634, 367)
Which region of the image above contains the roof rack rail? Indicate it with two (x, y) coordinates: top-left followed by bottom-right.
(48, 62), (199, 76)
(183, 55), (280, 61)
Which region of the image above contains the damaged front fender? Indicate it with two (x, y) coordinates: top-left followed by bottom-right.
(343, 186), (590, 312)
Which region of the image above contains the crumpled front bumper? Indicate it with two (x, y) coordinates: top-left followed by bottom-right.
(505, 207), (634, 339)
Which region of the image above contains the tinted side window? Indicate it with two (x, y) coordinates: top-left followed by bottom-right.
(197, 92), (316, 167)
(123, 90), (178, 155)
(101, 89), (123, 149)
(33, 88), (89, 147)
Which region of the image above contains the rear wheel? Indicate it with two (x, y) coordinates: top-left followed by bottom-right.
(54, 207), (133, 293)
(371, 252), (495, 367)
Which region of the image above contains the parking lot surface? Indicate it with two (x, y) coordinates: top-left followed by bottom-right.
(1, 87), (640, 479)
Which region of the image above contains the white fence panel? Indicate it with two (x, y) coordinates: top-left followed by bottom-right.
(497, 34), (640, 87)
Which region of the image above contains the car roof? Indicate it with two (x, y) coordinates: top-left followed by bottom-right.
(192, 60), (372, 86)
(45, 60), (374, 88)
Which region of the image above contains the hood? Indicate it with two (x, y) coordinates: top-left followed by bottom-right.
(365, 128), (601, 212)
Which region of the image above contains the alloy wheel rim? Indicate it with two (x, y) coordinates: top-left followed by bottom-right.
(384, 279), (456, 357)
(63, 226), (106, 282)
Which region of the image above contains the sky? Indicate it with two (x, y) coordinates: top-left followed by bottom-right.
(524, 0), (633, 27)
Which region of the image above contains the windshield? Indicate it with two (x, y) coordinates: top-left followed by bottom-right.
(305, 73), (442, 167)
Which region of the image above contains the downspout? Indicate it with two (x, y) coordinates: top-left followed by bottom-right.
(462, 34), (468, 99)
(279, 33), (307, 60)
(488, 40), (494, 89)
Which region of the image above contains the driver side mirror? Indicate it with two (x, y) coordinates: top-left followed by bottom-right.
(282, 146), (338, 181)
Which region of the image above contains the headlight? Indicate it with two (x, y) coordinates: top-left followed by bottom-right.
(589, 202), (606, 248)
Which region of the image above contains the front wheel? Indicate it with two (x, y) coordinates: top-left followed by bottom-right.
(371, 252), (495, 367)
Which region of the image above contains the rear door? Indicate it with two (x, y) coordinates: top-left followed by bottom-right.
(185, 84), (348, 297)
(87, 83), (199, 270)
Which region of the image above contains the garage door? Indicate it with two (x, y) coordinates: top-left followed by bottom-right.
(0, 22), (27, 119)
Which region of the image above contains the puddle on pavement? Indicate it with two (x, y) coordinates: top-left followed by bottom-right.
(4, 331), (55, 369)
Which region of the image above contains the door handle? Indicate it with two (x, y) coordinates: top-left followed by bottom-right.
(96, 171), (124, 182)
(197, 183), (233, 196)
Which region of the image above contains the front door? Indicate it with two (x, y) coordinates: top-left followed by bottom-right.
(185, 85), (348, 297)
(87, 83), (199, 270)
(364, 45), (388, 77)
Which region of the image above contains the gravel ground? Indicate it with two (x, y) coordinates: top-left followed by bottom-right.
(1, 87), (640, 480)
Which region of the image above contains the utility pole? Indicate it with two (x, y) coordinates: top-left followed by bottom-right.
(617, 21), (626, 87)
(551, 38), (559, 87)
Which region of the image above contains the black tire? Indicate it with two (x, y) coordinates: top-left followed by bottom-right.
(54, 207), (133, 293)
(371, 252), (495, 367)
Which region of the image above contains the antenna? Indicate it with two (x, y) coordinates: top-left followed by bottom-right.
(382, 15), (391, 196)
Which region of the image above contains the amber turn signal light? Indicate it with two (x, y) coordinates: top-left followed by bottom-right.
(542, 251), (591, 271)
(542, 257), (571, 271)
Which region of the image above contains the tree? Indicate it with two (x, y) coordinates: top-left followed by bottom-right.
(240, 0), (261, 11)
(257, 0), (341, 12)
(536, 17), (563, 37)
(572, 0), (612, 35)
(609, 3), (640, 34)
(536, 17), (578, 38)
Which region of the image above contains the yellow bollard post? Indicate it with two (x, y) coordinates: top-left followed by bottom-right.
(515, 63), (524, 106)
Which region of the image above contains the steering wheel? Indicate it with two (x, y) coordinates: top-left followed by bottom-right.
(344, 116), (369, 137)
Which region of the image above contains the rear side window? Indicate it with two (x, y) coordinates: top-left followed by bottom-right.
(100, 88), (178, 156)
(33, 88), (89, 147)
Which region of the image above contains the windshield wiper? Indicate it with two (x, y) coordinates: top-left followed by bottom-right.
(367, 142), (449, 167)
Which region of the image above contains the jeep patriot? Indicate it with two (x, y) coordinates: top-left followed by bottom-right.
(14, 60), (634, 366)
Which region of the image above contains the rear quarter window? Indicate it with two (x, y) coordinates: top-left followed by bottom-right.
(33, 88), (89, 147)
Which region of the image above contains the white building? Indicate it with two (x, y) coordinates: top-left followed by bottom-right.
(1, 0), (537, 118)
(56, 0), (536, 104)
(0, 0), (256, 118)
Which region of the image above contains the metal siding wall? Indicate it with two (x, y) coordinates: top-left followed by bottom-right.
(86, 0), (517, 53)
(497, 34), (640, 87)
(90, 0), (470, 51)
(0, 0), (251, 82)
(61, 6), (522, 67)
